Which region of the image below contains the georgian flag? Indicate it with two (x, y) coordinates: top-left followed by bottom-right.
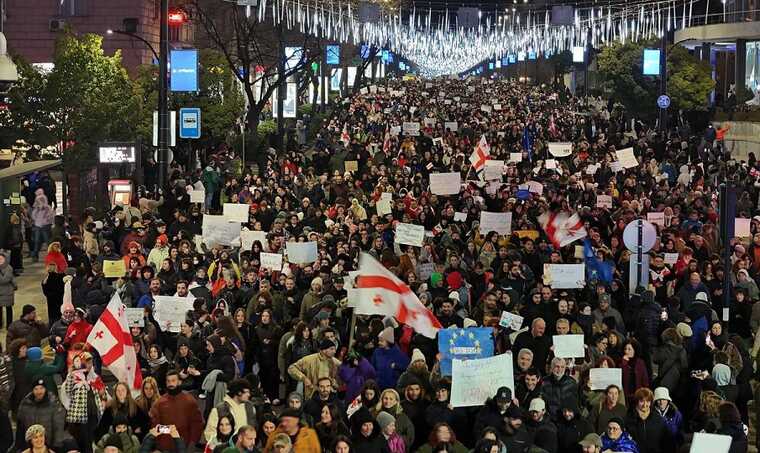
(340, 125), (350, 147)
(86, 293), (143, 390)
(469, 135), (491, 179)
(538, 211), (588, 249)
(354, 253), (442, 338)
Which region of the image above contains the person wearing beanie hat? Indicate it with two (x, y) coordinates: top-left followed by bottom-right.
(299, 276), (324, 323)
(287, 342), (341, 398)
(15, 379), (68, 452)
(600, 417), (638, 453)
(371, 327), (410, 390)
(376, 410), (406, 453)
(6, 305), (48, 353)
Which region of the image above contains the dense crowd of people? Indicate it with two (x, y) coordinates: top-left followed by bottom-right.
(0, 75), (757, 453)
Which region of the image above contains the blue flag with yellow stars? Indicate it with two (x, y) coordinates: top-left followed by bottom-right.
(438, 327), (494, 376)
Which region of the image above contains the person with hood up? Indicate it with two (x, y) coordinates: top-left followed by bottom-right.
(338, 348), (377, 403)
(15, 379), (71, 452)
(370, 327), (409, 390)
(399, 376), (429, 451)
(372, 389), (415, 449)
(94, 414), (140, 453)
(651, 328), (688, 394)
(122, 241), (146, 269)
(556, 403), (593, 453)
(41, 265), (65, 326)
(0, 250), (16, 329)
(736, 269), (759, 300)
(30, 189), (54, 262)
(716, 402), (748, 453)
(653, 387), (683, 446)
(43, 242), (67, 273)
(600, 418), (639, 453)
(350, 406), (389, 453)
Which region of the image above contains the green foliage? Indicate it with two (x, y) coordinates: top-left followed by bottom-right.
(135, 49), (245, 149)
(549, 50), (574, 80)
(2, 33), (141, 169)
(596, 40), (714, 118)
(257, 119), (277, 136)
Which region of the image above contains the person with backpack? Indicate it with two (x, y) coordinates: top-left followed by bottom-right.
(204, 379), (258, 444)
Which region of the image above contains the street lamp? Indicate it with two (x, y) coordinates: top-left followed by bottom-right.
(106, 29), (159, 62)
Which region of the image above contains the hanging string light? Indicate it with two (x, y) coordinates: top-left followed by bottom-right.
(255, 0), (694, 77)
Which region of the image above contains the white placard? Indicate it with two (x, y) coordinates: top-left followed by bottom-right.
(616, 147), (638, 168)
(223, 203), (250, 223)
(153, 296), (195, 332)
(586, 164), (599, 175)
(480, 211), (512, 236)
(125, 308), (144, 327)
(735, 218), (751, 237)
(286, 241), (318, 264)
(260, 252), (283, 270)
(417, 262), (435, 281)
(664, 253), (679, 264)
(203, 215), (242, 247)
(390, 125), (401, 135)
(544, 263), (585, 289)
(241, 230), (267, 250)
(376, 198), (392, 216)
(596, 195), (612, 209)
(444, 121), (458, 132)
(480, 105), (492, 113)
(552, 334), (585, 358)
(454, 212), (467, 222)
(430, 172), (462, 195)
(396, 223), (425, 247)
(450, 354), (515, 408)
(610, 161), (623, 173)
(484, 160), (504, 181)
(499, 311), (524, 330)
(546, 159), (557, 169)
(526, 181), (544, 195)
(689, 433), (732, 453)
(381, 192), (393, 200)
(548, 142), (573, 157)
(589, 368), (623, 390)
(493, 103), (502, 111)
(190, 190), (205, 203)
(647, 212), (665, 227)
(403, 122), (421, 136)
(509, 153), (522, 163)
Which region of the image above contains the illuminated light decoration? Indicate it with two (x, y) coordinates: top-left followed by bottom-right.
(253, 0), (695, 77)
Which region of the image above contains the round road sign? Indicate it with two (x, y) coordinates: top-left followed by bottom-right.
(623, 219), (657, 253)
(657, 95), (670, 109)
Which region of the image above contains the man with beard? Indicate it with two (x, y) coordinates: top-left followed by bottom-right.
(541, 358), (579, 420)
(525, 398), (558, 453)
(516, 369), (542, 408)
(274, 277), (303, 325)
(149, 370), (204, 451)
(400, 377), (429, 451)
(501, 405), (531, 453)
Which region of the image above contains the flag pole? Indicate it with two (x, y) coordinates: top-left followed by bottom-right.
(347, 310), (358, 350)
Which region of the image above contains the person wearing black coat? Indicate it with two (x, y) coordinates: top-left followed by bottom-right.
(501, 406), (532, 453)
(717, 402), (748, 453)
(205, 334), (238, 383)
(400, 379), (430, 451)
(625, 389), (673, 453)
(350, 407), (389, 453)
(556, 404), (593, 453)
(41, 266), (65, 325)
(473, 387), (513, 436)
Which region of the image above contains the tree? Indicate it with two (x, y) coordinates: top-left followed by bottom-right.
(190, 0), (324, 138)
(597, 40), (714, 120)
(549, 50), (573, 86)
(2, 32), (142, 171)
(135, 49), (245, 152)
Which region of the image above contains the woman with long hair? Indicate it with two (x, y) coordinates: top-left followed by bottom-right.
(316, 404), (351, 450)
(216, 315), (247, 375)
(619, 340), (650, 402)
(145, 344), (170, 393)
(589, 384), (628, 434)
(256, 413), (278, 449)
(135, 377), (161, 435)
(253, 309), (283, 404)
(415, 423), (468, 453)
(204, 415), (236, 453)
(372, 389), (415, 449)
(95, 381), (148, 440)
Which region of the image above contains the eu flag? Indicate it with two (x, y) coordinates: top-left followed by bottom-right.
(438, 327), (494, 375)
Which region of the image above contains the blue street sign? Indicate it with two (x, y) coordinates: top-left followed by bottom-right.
(657, 94), (671, 109)
(179, 108), (201, 139)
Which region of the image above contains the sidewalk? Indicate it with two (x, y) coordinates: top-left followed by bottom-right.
(0, 253), (49, 348)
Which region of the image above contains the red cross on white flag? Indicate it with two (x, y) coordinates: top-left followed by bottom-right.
(469, 135), (491, 179)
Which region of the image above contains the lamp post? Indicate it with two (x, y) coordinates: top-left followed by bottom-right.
(106, 29), (159, 62)
(157, 0), (169, 192)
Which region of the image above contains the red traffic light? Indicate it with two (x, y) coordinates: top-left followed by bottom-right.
(167, 8), (187, 26)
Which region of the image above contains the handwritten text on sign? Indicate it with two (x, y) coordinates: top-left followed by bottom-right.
(450, 354), (515, 407)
